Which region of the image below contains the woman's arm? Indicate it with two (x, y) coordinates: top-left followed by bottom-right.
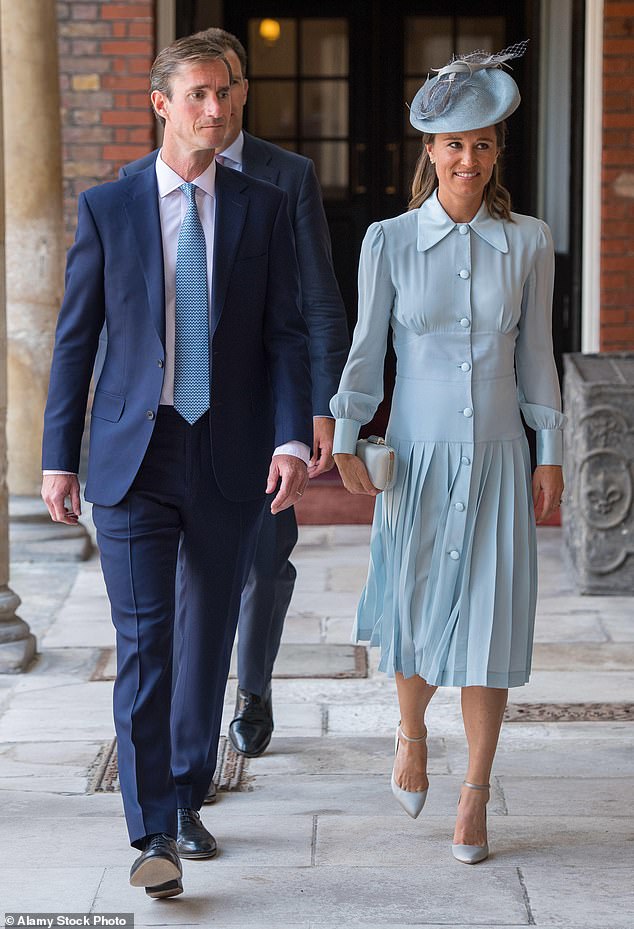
(515, 221), (565, 522)
(330, 222), (396, 494)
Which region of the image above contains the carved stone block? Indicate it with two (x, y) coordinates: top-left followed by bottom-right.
(563, 353), (634, 594)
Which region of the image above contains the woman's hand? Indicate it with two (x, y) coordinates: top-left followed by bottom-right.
(334, 453), (380, 496)
(532, 465), (564, 524)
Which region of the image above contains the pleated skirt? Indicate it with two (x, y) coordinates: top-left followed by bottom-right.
(352, 435), (537, 688)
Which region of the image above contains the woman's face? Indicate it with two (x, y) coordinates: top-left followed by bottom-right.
(425, 127), (498, 202)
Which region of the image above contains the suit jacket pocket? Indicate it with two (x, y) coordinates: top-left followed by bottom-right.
(91, 389), (125, 422)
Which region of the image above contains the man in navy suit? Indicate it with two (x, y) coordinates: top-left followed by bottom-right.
(123, 29), (349, 783)
(41, 34), (312, 899)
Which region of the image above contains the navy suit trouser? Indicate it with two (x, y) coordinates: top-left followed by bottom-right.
(92, 407), (264, 848)
(236, 499), (299, 697)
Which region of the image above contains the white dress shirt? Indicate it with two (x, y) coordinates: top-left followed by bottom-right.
(216, 132), (245, 171)
(43, 148), (310, 474)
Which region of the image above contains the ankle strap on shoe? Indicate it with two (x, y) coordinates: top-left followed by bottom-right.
(397, 723), (427, 743)
(462, 780), (490, 790)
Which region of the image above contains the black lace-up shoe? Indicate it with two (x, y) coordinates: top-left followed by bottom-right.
(228, 684), (274, 758)
(129, 833), (182, 896)
(145, 877), (183, 899)
(176, 808), (218, 859)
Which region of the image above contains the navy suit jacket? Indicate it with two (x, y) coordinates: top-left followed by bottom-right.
(121, 133), (349, 416)
(42, 162), (313, 506)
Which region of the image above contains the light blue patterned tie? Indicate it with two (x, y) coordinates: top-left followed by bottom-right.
(174, 182), (210, 424)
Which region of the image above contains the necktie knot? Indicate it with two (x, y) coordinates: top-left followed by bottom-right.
(180, 182), (197, 204)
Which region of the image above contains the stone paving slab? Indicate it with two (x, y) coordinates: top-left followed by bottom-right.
(448, 724), (634, 771)
(0, 866), (106, 912)
(212, 773), (507, 817)
(523, 864), (634, 929)
(94, 865), (529, 926)
(532, 610), (608, 642)
(510, 670), (634, 703)
(599, 612), (634, 642)
(0, 787), (124, 818)
(314, 815), (634, 869)
(231, 644), (367, 679)
(498, 775), (634, 816)
(531, 642), (634, 669)
(0, 812), (314, 870)
(0, 680), (114, 741)
(244, 737), (447, 777)
(0, 740), (107, 794)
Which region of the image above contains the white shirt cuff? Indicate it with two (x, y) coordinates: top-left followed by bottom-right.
(42, 470), (77, 476)
(273, 441), (311, 464)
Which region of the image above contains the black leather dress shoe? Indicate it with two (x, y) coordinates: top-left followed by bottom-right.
(176, 808), (218, 859)
(228, 684), (274, 758)
(203, 780), (217, 804)
(129, 833), (182, 897)
(146, 878), (183, 899)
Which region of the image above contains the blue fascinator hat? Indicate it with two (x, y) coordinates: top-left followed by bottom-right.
(409, 41), (528, 134)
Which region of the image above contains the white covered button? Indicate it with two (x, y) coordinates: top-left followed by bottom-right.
(461, 456), (471, 465)
(459, 224), (469, 235)
(449, 550), (460, 560)
(454, 502), (466, 512)
(460, 317), (471, 328)
(460, 362), (471, 371)
(459, 269), (470, 279)
(463, 407), (473, 418)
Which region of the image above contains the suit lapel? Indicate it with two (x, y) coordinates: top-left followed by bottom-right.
(242, 132), (280, 186)
(123, 166), (165, 346)
(212, 162), (248, 333)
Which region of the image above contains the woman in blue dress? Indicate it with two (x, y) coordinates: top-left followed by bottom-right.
(331, 45), (564, 863)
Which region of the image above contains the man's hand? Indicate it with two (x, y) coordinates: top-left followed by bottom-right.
(532, 464), (564, 524)
(267, 454), (309, 514)
(334, 453), (380, 496)
(41, 474), (82, 525)
(308, 417), (335, 479)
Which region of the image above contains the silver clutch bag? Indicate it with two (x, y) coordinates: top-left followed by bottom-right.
(355, 435), (398, 491)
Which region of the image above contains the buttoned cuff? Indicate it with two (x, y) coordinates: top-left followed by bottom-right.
(333, 419), (361, 455)
(536, 429), (563, 466)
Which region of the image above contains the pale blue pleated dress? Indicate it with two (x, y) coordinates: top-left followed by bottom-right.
(330, 191), (565, 688)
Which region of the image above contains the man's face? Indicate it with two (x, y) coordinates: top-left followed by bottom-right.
(152, 58), (232, 155)
(222, 48), (249, 146)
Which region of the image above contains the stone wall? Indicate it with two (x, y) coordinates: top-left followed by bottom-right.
(601, 2), (634, 351)
(56, 0), (157, 247)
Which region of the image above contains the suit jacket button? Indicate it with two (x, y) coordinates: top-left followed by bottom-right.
(146, 410), (155, 420)
(157, 360), (164, 368)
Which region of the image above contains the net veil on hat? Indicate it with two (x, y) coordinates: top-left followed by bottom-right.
(409, 41), (528, 134)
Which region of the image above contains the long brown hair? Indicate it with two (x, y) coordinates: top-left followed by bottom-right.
(408, 122), (513, 221)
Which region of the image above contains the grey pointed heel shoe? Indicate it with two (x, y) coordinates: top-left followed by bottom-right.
(390, 723), (428, 819)
(452, 780), (490, 864)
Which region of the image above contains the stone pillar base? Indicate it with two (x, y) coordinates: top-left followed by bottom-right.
(0, 587), (36, 672)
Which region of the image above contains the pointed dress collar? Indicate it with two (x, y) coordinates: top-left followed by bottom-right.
(416, 189), (508, 253)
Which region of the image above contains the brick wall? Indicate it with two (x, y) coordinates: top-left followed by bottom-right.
(57, 0), (157, 246)
(601, 2), (634, 350)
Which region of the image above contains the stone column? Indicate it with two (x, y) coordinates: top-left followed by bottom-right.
(0, 19), (37, 672)
(0, 0), (64, 495)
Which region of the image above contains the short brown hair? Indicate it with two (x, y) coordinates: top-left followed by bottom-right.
(409, 122), (513, 221)
(197, 28), (248, 76)
(150, 34), (232, 126)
